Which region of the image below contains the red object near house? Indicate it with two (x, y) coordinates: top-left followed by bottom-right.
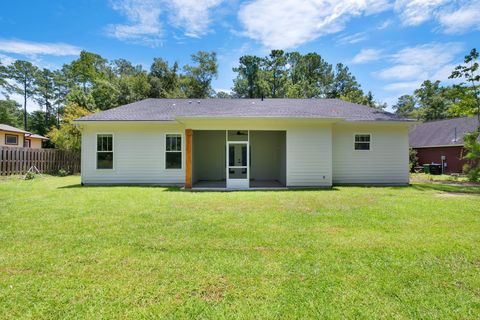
(409, 117), (479, 174)
(415, 146), (465, 174)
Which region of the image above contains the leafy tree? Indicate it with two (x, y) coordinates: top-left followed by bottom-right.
(28, 110), (57, 137)
(330, 63), (364, 102)
(214, 91), (233, 98)
(232, 55), (264, 98)
(286, 52), (334, 98)
(449, 48), (480, 129)
(409, 148), (419, 172)
(149, 58), (181, 98)
(461, 131), (480, 181)
(48, 102), (91, 150)
(393, 95), (416, 118)
(92, 79), (119, 110)
(111, 59), (142, 77)
(183, 51), (218, 98)
(0, 99), (23, 127)
(264, 50), (287, 97)
(66, 87), (96, 111)
(0, 61), (8, 94)
(414, 80), (450, 121)
(6, 60), (39, 130)
(34, 68), (55, 127)
(65, 51), (108, 92)
(443, 85), (478, 117)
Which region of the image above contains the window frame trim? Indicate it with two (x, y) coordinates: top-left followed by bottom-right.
(353, 133), (372, 151)
(24, 139), (31, 148)
(5, 134), (19, 146)
(96, 133), (115, 171)
(165, 132), (183, 170)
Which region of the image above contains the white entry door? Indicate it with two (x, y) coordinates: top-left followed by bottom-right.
(226, 141), (249, 189)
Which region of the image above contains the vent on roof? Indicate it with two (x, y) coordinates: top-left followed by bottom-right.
(197, 100), (200, 104)
(452, 127), (458, 143)
(188, 100), (192, 104)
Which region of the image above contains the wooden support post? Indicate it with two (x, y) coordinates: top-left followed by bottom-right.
(185, 129), (192, 189)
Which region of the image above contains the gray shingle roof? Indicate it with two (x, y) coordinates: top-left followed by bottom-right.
(409, 117), (480, 147)
(76, 98), (411, 122)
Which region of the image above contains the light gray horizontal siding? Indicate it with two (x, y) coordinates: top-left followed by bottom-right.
(332, 124), (409, 185)
(81, 124), (185, 185)
(286, 126), (332, 187)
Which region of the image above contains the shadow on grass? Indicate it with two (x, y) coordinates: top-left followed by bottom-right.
(411, 183), (480, 194)
(58, 184), (341, 192)
(58, 184), (182, 192)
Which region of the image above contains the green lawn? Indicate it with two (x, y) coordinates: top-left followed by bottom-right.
(1, 176), (480, 319)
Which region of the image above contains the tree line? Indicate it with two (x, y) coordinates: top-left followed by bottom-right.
(231, 50), (385, 109)
(392, 49), (480, 122)
(0, 48), (478, 150)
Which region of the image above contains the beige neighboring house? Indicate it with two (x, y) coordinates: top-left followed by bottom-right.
(0, 124), (48, 148)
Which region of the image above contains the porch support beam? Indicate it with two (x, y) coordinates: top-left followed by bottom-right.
(185, 128), (192, 189)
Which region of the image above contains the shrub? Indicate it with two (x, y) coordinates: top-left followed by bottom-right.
(409, 148), (419, 172)
(24, 171), (35, 180)
(462, 131), (480, 182)
(57, 168), (70, 177)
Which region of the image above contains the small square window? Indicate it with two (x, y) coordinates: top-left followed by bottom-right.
(354, 134), (370, 150)
(5, 134), (18, 145)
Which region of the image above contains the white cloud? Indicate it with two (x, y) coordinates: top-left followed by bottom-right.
(394, 0), (480, 34)
(377, 19), (392, 30)
(394, 0), (447, 26)
(351, 48), (382, 64)
(168, 0), (224, 37)
(107, 0), (223, 45)
(437, 2), (480, 34)
(0, 53), (15, 65)
(383, 80), (422, 92)
(107, 0), (163, 46)
(337, 32), (367, 45)
(376, 42), (464, 91)
(0, 39), (81, 57)
(238, 0), (391, 49)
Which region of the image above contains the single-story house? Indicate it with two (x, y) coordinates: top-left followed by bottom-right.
(409, 117), (480, 174)
(74, 98), (413, 189)
(0, 124), (48, 148)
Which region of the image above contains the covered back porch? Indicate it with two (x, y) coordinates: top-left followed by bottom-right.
(187, 130), (286, 190)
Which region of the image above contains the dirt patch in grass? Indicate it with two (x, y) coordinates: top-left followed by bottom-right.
(434, 192), (480, 198)
(0, 268), (32, 274)
(194, 277), (228, 302)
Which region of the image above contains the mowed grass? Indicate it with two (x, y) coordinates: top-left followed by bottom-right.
(1, 176), (480, 319)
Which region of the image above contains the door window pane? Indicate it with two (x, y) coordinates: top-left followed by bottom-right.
(229, 168), (247, 179)
(229, 144), (247, 167)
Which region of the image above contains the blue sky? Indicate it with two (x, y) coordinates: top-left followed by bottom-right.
(1, 0), (479, 111)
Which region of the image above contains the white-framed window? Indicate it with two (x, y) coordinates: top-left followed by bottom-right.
(97, 134), (113, 169)
(354, 134), (371, 150)
(165, 133), (182, 169)
(24, 139), (31, 148)
(5, 134), (18, 145)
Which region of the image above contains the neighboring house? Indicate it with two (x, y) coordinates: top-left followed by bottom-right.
(409, 117), (480, 174)
(74, 98), (413, 189)
(0, 124), (48, 148)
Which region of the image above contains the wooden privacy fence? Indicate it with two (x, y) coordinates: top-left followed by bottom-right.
(0, 147), (80, 176)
